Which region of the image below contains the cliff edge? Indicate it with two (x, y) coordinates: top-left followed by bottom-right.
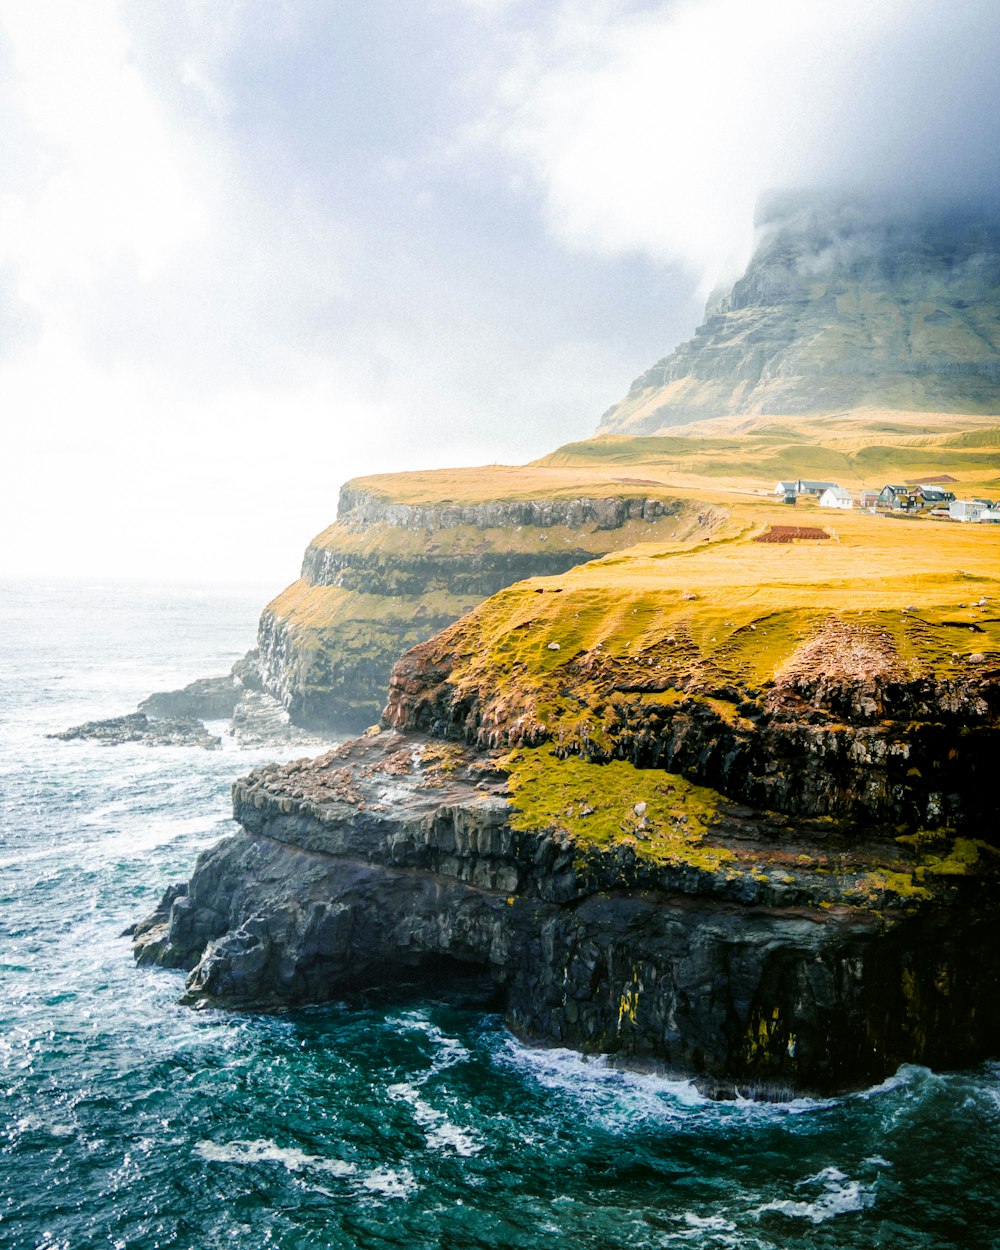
(134, 497), (1000, 1096)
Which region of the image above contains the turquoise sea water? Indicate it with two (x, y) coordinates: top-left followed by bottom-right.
(2, 579), (999, 1250)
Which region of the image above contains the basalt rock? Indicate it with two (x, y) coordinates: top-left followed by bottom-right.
(383, 610), (1000, 836)
(139, 674), (242, 721)
(51, 712), (221, 749)
(256, 484), (693, 733)
(132, 730), (1000, 1097)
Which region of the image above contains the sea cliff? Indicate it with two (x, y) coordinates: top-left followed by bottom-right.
(132, 724), (999, 1098)
(255, 477), (700, 731)
(131, 193), (1000, 1096)
(133, 497), (1000, 1096)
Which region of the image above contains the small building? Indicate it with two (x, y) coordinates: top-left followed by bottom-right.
(878, 484), (912, 510)
(774, 481), (797, 497)
(916, 484), (957, 502)
(949, 500), (985, 522)
(819, 486), (854, 510)
(858, 490), (880, 510)
(796, 479), (838, 497)
(915, 487), (953, 506)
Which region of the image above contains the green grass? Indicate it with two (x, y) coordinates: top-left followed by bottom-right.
(500, 746), (733, 871)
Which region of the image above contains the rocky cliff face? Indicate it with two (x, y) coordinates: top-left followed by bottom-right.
(256, 483), (692, 732)
(385, 613), (998, 835)
(600, 193), (1000, 434)
(132, 472), (999, 1096)
(132, 730), (1000, 1098)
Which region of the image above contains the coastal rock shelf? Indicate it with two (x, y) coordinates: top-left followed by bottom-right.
(132, 728), (1000, 1098)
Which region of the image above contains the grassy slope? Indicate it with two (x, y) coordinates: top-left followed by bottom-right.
(411, 494), (998, 745)
(370, 415), (997, 901)
(408, 501), (998, 905)
(271, 409), (998, 680)
(537, 411), (1000, 497)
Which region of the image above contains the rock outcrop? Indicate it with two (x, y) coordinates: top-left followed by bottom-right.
(132, 730), (1000, 1098)
(52, 712), (221, 749)
(600, 193), (1000, 434)
(130, 458), (1000, 1097)
(139, 674), (242, 721)
(256, 482), (693, 732)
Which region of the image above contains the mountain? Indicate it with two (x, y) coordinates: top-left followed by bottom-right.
(126, 195), (1000, 1097)
(599, 192), (1000, 434)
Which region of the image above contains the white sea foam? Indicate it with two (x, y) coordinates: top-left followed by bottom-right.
(853, 1062), (932, 1100)
(753, 1165), (873, 1224)
(392, 1012), (472, 1075)
(495, 1038), (708, 1130)
(194, 1138), (356, 1178)
(388, 1082), (483, 1156)
(14, 1113), (76, 1139)
(360, 1166), (418, 1199)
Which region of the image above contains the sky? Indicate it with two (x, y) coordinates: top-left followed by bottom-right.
(2, 0), (1000, 586)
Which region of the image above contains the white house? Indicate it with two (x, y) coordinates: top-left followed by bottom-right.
(950, 500), (985, 522)
(819, 487), (854, 510)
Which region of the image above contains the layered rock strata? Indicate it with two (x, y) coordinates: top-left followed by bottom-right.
(385, 613), (999, 834)
(256, 485), (690, 732)
(600, 193), (1000, 433)
(132, 730), (1000, 1098)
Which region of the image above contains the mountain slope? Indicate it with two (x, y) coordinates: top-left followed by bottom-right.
(600, 193), (1000, 434)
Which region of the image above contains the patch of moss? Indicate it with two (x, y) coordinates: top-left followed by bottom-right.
(498, 746), (733, 872)
(896, 833), (997, 878)
(420, 742), (465, 774)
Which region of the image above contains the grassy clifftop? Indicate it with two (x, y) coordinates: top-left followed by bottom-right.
(383, 475), (999, 861)
(260, 410), (998, 742)
(539, 411), (1000, 498)
(386, 496), (998, 737)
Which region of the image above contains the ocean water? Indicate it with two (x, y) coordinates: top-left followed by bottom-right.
(1, 579), (999, 1250)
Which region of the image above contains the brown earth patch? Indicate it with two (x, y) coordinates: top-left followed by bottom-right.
(754, 526), (830, 543)
(774, 616), (911, 688)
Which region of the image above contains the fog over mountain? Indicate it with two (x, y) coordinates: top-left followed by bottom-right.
(2, 0), (999, 581)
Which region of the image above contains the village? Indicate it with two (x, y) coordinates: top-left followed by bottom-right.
(773, 477), (1000, 522)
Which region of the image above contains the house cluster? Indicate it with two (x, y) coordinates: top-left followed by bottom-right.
(773, 479), (1000, 522)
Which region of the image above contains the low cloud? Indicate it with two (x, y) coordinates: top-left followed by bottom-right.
(488, 0), (1000, 286)
(4, 0), (999, 582)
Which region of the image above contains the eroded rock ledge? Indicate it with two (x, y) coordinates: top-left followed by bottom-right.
(132, 730), (1000, 1098)
(255, 484), (703, 732)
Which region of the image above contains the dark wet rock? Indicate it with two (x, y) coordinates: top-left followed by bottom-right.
(132, 730), (1000, 1098)
(231, 648), (264, 692)
(51, 712), (220, 749)
(139, 675), (241, 720)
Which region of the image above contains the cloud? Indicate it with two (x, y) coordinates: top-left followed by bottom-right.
(9, 0), (996, 583)
(486, 0), (1000, 285)
(0, 0), (207, 295)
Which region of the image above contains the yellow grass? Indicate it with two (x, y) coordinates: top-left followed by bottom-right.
(345, 411), (999, 511)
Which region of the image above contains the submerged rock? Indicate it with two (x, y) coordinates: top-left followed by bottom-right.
(52, 712), (221, 749)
